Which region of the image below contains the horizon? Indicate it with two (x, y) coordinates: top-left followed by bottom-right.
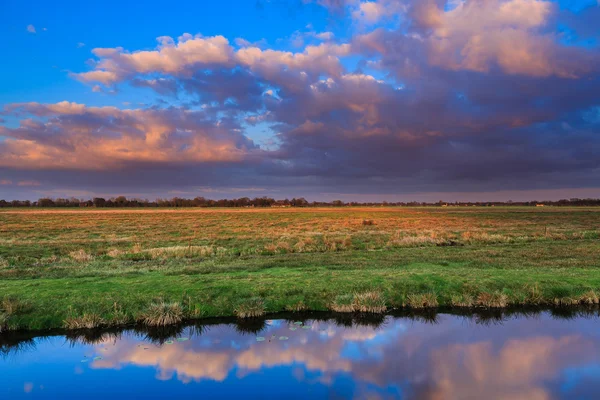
(1, 0), (599, 201)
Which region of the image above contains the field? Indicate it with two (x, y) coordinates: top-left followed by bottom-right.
(1, 206), (600, 331)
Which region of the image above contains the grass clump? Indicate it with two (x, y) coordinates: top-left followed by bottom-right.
(330, 294), (355, 313)
(2, 295), (28, 315)
(330, 292), (387, 313)
(477, 292), (509, 308)
(450, 294), (474, 308)
(69, 249), (94, 262)
(146, 245), (217, 259)
(285, 300), (308, 312)
(234, 297), (266, 318)
(406, 293), (439, 309)
(0, 312), (8, 333)
(63, 312), (105, 330)
(578, 290), (599, 305)
(141, 301), (184, 327)
(353, 291), (387, 313)
(553, 297), (580, 306)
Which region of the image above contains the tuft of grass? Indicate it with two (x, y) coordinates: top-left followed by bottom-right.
(106, 248), (125, 258)
(146, 245), (216, 259)
(450, 293), (474, 308)
(69, 249), (94, 262)
(234, 297), (266, 318)
(2, 295), (28, 315)
(330, 294), (355, 313)
(579, 290), (599, 305)
(554, 297), (580, 307)
(63, 312), (105, 330)
(285, 300), (308, 312)
(406, 293), (439, 309)
(141, 301), (184, 326)
(476, 292), (508, 308)
(0, 312), (8, 333)
(362, 219), (374, 226)
(353, 291), (387, 313)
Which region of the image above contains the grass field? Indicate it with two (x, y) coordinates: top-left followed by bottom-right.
(1, 206), (600, 331)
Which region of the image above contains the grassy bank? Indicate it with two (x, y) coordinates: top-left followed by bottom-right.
(1, 207), (600, 331)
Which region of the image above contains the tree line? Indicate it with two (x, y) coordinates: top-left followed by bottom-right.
(1, 196), (600, 208)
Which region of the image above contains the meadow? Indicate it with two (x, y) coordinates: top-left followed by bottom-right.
(1, 206), (600, 331)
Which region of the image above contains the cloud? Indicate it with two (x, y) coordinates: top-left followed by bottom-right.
(0, 179), (12, 185)
(77, 42), (85, 48)
(26, 25), (36, 34)
(409, 0), (596, 78)
(0, 102), (258, 170)
(2, 0), (600, 199)
(17, 180), (40, 186)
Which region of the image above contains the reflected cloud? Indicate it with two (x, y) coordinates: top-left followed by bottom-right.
(85, 315), (600, 398)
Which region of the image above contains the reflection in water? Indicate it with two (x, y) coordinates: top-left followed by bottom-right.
(2, 311), (600, 399)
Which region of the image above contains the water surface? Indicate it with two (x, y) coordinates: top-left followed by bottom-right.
(2, 311), (600, 399)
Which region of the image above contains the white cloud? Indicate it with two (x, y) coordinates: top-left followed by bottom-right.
(27, 25), (36, 34)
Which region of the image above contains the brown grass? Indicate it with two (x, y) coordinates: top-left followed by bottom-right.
(476, 292), (509, 308)
(141, 301), (184, 326)
(69, 249), (94, 262)
(285, 301), (308, 312)
(330, 292), (387, 313)
(234, 297), (266, 318)
(450, 294), (474, 308)
(63, 313), (105, 329)
(553, 297), (580, 306)
(0, 312), (8, 333)
(353, 291), (387, 313)
(2, 295), (27, 315)
(406, 293), (439, 308)
(330, 294), (355, 313)
(578, 290), (599, 305)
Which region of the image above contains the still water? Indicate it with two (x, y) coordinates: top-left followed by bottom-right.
(2, 311), (600, 399)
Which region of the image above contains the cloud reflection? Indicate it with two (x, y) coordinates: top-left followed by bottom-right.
(86, 315), (600, 399)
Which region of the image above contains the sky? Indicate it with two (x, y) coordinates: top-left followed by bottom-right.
(0, 0), (599, 202)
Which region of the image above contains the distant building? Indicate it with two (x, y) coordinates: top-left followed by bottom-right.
(271, 201), (291, 208)
(536, 204), (545, 207)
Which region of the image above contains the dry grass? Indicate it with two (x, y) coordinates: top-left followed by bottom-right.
(330, 292), (387, 313)
(578, 290), (599, 305)
(285, 301), (308, 312)
(406, 293), (439, 308)
(234, 297), (266, 318)
(141, 301), (184, 326)
(2, 295), (27, 315)
(0, 312), (8, 333)
(69, 249), (94, 262)
(477, 292), (509, 308)
(353, 291), (387, 313)
(0, 258), (8, 268)
(106, 248), (125, 258)
(387, 235), (440, 248)
(330, 294), (355, 313)
(63, 313), (105, 329)
(450, 294), (474, 308)
(554, 297), (580, 306)
(146, 245), (217, 259)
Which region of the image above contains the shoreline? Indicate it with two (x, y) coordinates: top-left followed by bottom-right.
(2, 306), (600, 339)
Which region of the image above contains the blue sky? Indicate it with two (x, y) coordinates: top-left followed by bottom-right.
(0, 0), (599, 201)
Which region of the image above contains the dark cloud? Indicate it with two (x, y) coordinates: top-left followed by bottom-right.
(1, 0), (600, 200)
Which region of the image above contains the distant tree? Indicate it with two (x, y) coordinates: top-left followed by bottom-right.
(93, 197), (106, 207)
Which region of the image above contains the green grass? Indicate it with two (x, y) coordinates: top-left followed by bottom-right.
(1, 207), (600, 331)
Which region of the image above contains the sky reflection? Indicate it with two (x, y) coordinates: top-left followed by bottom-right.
(2, 313), (600, 399)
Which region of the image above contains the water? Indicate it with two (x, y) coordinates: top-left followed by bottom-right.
(2, 311), (600, 399)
